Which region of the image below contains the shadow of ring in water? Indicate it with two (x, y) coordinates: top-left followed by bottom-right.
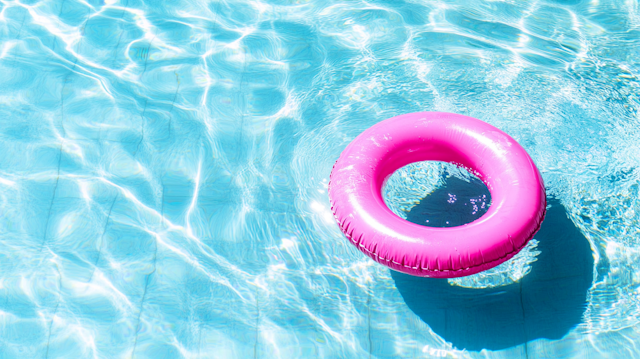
(391, 177), (594, 351)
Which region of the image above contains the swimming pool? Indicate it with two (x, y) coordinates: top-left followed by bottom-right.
(0, 0), (638, 357)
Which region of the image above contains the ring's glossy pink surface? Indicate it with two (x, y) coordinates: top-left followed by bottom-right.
(328, 112), (546, 278)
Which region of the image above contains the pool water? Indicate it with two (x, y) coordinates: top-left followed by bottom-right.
(0, 0), (639, 357)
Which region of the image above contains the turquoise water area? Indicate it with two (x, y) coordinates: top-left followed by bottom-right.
(1, 0), (639, 357)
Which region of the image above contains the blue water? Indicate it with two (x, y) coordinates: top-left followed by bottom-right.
(1, 0), (639, 357)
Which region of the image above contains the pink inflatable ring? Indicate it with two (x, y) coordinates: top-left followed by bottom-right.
(328, 112), (546, 278)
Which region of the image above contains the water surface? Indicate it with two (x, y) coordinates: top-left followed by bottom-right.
(0, 0), (639, 357)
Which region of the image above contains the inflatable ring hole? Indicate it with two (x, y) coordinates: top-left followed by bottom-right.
(383, 161), (492, 227)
